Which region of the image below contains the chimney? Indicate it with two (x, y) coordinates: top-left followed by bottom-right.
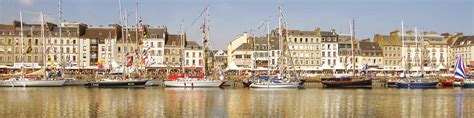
(390, 30), (400, 37)
(315, 27), (321, 37)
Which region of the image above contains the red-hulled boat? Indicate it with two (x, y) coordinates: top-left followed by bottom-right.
(439, 78), (454, 87)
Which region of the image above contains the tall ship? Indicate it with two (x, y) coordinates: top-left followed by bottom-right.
(321, 19), (372, 88)
(395, 27), (439, 88)
(87, 1), (148, 87)
(163, 6), (226, 87)
(248, 6), (305, 88)
(0, 11), (66, 87)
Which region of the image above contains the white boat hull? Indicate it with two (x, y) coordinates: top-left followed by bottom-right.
(454, 81), (462, 86)
(164, 80), (225, 87)
(249, 82), (300, 88)
(0, 80), (66, 87)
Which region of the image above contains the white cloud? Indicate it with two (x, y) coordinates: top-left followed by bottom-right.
(18, 0), (35, 6)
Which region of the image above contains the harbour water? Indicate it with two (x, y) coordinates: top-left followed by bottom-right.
(1, 87), (473, 117)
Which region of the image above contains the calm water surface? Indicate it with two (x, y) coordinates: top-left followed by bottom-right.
(1, 87), (473, 117)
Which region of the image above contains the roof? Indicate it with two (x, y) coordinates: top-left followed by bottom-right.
(453, 36), (474, 47)
(233, 43), (252, 52)
(287, 30), (317, 36)
(337, 35), (352, 43)
(165, 34), (183, 46)
(0, 24), (12, 31)
(185, 41), (201, 49)
(359, 41), (382, 51)
(145, 28), (166, 39)
(321, 31), (336, 37)
(374, 34), (402, 46)
(80, 28), (117, 39)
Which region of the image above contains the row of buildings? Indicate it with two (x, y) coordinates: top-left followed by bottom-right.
(0, 21), (207, 73)
(0, 20), (473, 74)
(226, 28), (473, 73)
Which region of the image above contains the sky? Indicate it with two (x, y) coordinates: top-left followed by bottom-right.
(0, 0), (472, 49)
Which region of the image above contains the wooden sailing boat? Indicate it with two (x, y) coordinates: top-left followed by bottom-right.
(87, 0), (148, 87)
(249, 6), (304, 88)
(395, 28), (438, 88)
(321, 19), (372, 88)
(0, 11), (66, 87)
(163, 5), (225, 87)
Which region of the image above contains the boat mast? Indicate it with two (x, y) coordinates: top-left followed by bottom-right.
(267, 20), (270, 76)
(350, 19), (356, 77)
(20, 11), (24, 79)
(125, 8), (130, 79)
(204, 5), (209, 77)
(415, 27), (419, 74)
(40, 12), (46, 80)
(278, 6), (283, 75)
(401, 20), (405, 75)
(58, 0), (64, 79)
(118, 0), (126, 79)
(135, 0), (140, 75)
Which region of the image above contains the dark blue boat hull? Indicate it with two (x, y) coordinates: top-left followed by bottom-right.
(396, 82), (439, 88)
(463, 83), (474, 88)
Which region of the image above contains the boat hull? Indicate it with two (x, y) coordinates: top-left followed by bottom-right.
(463, 83), (474, 88)
(88, 80), (148, 87)
(164, 80), (225, 87)
(396, 82), (439, 88)
(439, 79), (454, 87)
(0, 80), (66, 87)
(242, 81), (252, 87)
(249, 82), (300, 88)
(322, 79), (372, 88)
(64, 80), (89, 86)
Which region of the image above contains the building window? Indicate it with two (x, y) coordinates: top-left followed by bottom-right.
(158, 42), (163, 48)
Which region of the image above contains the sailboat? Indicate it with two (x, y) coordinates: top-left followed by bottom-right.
(321, 19), (372, 88)
(163, 6), (226, 87)
(395, 28), (438, 88)
(87, 1), (148, 87)
(249, 6), (304, 88)
(453, 54), (474, 88)
(0, 11), (66, 87)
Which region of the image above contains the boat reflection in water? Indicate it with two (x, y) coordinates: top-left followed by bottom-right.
(0, 87), (472, 117)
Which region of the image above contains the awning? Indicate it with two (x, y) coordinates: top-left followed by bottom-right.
(253, 67), (269, 71)
(333, 63), (345, 70)
(410, 67), (421, 71)
(65, 66), (80, 69)
(321, 64), (332, 70)
(225, 62), (241, 70)
(436, 64), (446, 70)
(423, 67), (432, 71)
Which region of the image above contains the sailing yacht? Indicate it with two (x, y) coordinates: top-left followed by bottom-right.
(0, 11), (66, 87)
(88, 2), (149, 87)
(321, 19), (372, 88)
(453, 54), (474, 88)
(395, 28), (438, 88)
(163, 6), (226, 87)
